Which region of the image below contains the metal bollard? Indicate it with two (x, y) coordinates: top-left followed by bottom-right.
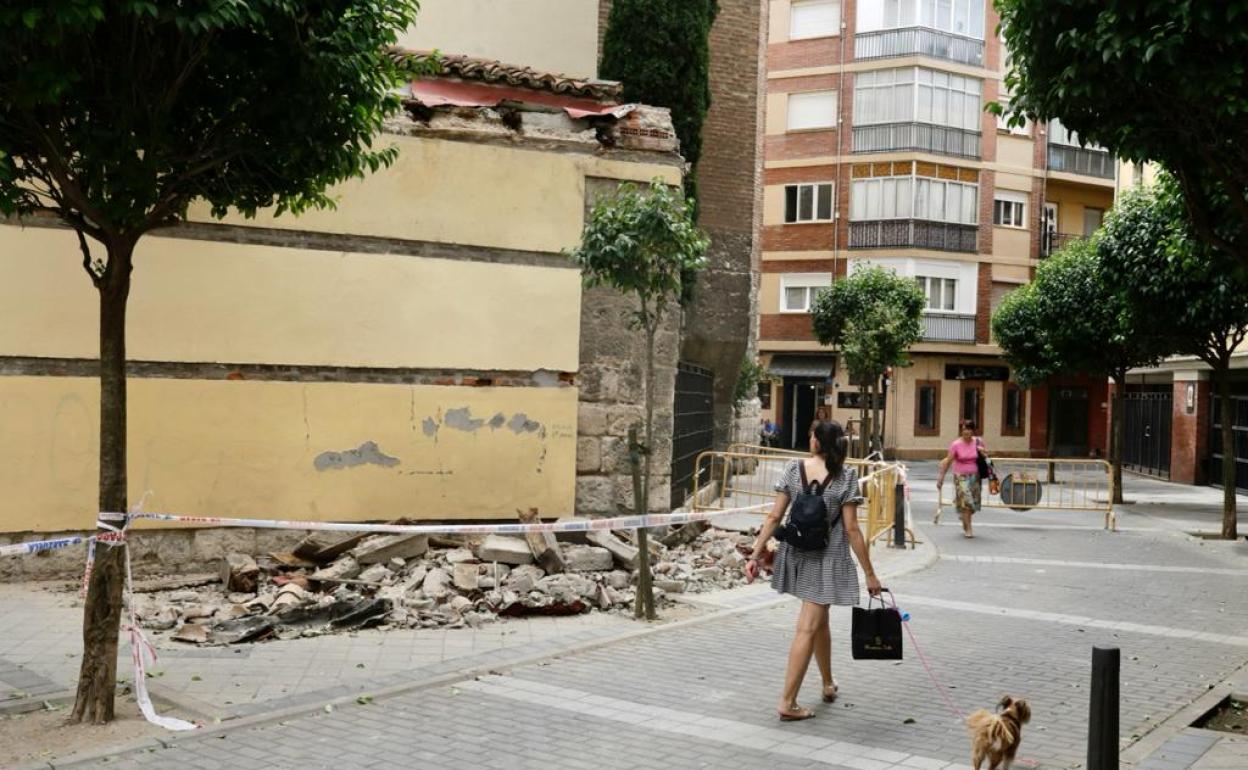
(1087, 646), (1120, 770)
(893, 482), (906, 548)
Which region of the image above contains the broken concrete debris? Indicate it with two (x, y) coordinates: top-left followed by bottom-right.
(134, 518), (757, 645)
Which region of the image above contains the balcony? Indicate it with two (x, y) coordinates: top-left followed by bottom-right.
(848, 219), (978, 252)
(1041, 231), (1082, 257)
(922, 312), (976, 343)
(1047, 144), (1114, 179)
(854, 27), (985, 67)
(853, 123), (980, 159)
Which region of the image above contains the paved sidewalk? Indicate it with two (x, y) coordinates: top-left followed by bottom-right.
(7, 467), (1247, 769)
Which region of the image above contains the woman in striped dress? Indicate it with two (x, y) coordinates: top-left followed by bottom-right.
(744, 420), (883, 722)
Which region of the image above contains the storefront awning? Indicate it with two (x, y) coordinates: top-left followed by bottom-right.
(767, 355), (836, 379)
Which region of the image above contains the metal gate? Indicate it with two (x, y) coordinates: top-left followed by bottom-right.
(1123, 389), (1172, 478)
(1209, 385), (1248, 493)
(670, 362), (715, 508)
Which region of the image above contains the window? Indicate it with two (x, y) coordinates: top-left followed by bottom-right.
(784, 183), (835, 223)
(758, 381), (772, 410)
(916, 276), (957, 311)
(858, 0), (985, 39)
(915, 381), (941, 435)
(1048, 118), (1108, 151)
(960, 381), (983, 429)
(791, 0), (840, 39)
(780, 273), (832, 312)
(993, 192), (1027, 228)
(853, 67), (981, 131)
(787, 90), (837, 131)
(1083, 207), (1104, 236)
(1002, 383), (1025, 436)
(850, 174), (977, 224)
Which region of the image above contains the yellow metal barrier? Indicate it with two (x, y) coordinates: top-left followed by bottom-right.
(934, 457), (1116, 530)
(691, 451), (915, 551)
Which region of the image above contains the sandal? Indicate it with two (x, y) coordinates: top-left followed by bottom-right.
(822, 681), (839, 703)
(778, 704), (816, 722)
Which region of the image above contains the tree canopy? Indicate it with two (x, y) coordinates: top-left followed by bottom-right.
(997, 0), (1248, 266)
(1098, 175), (1247, 538)
(599, 0), (718, 204)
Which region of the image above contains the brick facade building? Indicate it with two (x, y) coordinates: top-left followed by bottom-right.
(757, 0), (1115, 459)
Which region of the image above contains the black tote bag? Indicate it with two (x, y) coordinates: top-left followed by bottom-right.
(851, 591), (903, 660)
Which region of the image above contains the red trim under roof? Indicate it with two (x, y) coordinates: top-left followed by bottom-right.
(408, 79), (635, 120)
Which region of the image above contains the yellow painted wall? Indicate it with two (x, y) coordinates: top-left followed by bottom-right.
(993, 227), (1030, 260)
(760, 273), (781, 313)
(763, 185), (787, 224)
(0, 377), (576, 532)
(398, 0), (600, 79)
(994, 264), (1030, 283)
(996, 136), (1035, 171)
(765, 93), (788, 136)
(189, 136), (680, 255)
(1046, 181), (1114, 235)
(0, 226), (581, 373)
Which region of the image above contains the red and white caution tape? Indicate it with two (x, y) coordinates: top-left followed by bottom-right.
(0, 535), (89, 558)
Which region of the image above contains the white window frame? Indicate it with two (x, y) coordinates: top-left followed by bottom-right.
(790, 0), (841, 40)
(993, 191), (1028, 229)
(784, 182), (836, 224)
(787, 90), (838, 131)
(916, 276), (957, 311)
(853, 67), (982, 131)
(850, 174), (978, 226)
(780, 273), (833, 313)
(857, 0), (986, 40)
(850, 257), (977, 314)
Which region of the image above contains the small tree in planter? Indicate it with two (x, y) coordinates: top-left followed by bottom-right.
(570, 179), (709, 619)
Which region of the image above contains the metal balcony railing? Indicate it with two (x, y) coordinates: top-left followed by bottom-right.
(852, 123), (981, 159)
(848, 219), (978, 252)
(854, 27), (985, 67)
(922, 312), (976, 342)
(1041, 231), (1082, 257)
(1047, 144), (1115, 179)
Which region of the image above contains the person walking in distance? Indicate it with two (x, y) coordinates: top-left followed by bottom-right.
(743, 420), (883, 721)
(938, 419), (987, 538)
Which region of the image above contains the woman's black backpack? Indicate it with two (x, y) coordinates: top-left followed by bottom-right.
(776, 462), (839, 552)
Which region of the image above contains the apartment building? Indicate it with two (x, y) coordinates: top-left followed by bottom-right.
(758, 0), (1115, 459)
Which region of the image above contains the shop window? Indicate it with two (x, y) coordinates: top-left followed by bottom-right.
(1002, 382), (1025, 436)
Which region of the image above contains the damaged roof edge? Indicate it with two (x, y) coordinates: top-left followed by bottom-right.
(388, 48), (624, 102)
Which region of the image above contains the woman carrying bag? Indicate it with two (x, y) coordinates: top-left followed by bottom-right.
(743, 420), (883, 722)
(937, 419), (991, 538)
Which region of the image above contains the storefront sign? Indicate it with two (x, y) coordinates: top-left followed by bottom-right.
(837, 391), (885, 409)
(944, 364), (1010, 382)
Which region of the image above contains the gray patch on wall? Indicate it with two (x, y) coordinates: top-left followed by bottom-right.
(314, 441), (401, 471)
(422, 417), (440, 438)
(508, 413), (542, 434)
(489, 412), (507, 430)
(444, 407), (485, 432)
(532, 370), (560, 387)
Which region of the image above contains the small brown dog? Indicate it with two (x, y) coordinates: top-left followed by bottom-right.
(966, 695), (1031, 770)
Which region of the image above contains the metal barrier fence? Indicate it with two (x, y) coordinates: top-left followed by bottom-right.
(691, 451), (915, 552)
(934, 457), (1116, 530)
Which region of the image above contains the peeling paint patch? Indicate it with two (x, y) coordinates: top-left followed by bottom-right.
(314, 441), (400, 471)
(532, 370), (560, 388)
(507, 413), (542, 434)
(489, 412), (507, 430)
(445, 407), (485, 432)
(422, 417), (440, 438)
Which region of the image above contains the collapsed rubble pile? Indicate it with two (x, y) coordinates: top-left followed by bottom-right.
(133, 521), (757, 645)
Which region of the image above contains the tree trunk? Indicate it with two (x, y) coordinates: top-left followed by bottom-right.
(1217, 368), (1239, 539)
(633, 324), (658, 621)
(71, 239), (134, 724)
(1110, 374), (1125, 505)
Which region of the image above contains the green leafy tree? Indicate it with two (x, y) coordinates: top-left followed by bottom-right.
(599, 0), (718, 207)
(1099, 177), (1248, 539)
(733, 355), (769, 414)
(0, 0), (421, 723)
(570, 179), (709, 619)
(991, 239), (1168, 503)
(811, 267), (925, 454)
(997, 0), (1248, 267)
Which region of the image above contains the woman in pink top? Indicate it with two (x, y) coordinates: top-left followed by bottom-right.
(936, 420), (987, 538)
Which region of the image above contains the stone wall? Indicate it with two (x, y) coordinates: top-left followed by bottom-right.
(576, 178), (681, 515)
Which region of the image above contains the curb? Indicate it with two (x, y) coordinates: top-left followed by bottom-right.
(1119, 657), (1248, 767)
